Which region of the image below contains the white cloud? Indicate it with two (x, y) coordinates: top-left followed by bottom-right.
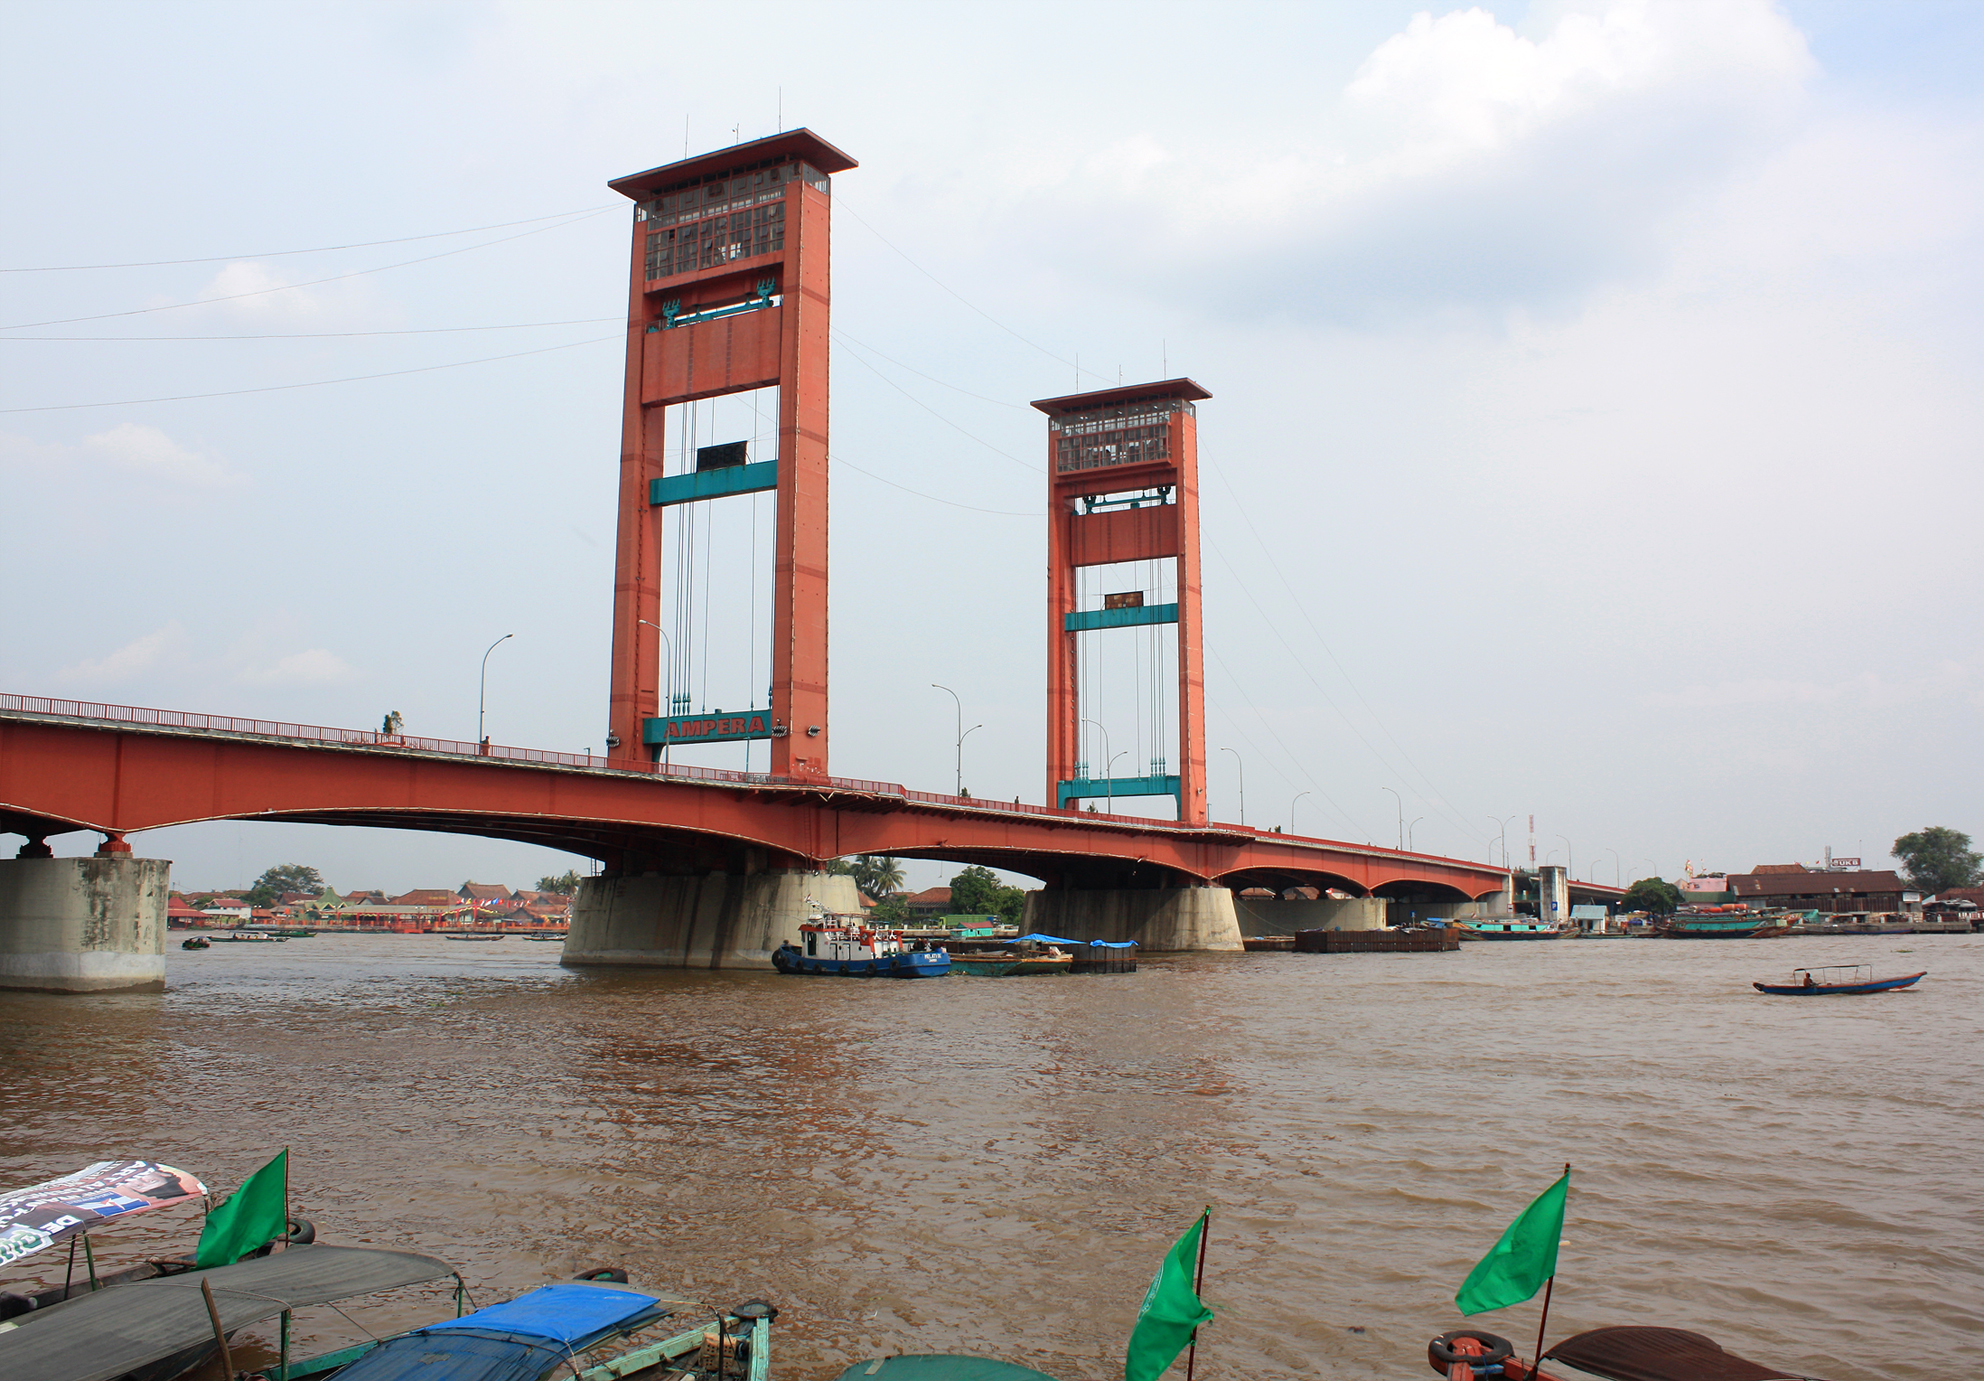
(57, 621), (190, 684)
(80, 422), (240, 488)
(187, 258), (392, 326)
(234, 648), (360, 687)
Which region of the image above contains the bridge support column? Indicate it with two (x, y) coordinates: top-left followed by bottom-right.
(0, 855), (169, 993)
(1023, 886), (1243, 952)
(1234, 896), (1387, 934)
(562, 869), (862, 970)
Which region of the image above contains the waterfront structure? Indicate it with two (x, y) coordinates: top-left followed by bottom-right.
(1727, 866), (1920, 914)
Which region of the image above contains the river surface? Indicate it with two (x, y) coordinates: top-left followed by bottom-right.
(2, 933), (1980, 1380)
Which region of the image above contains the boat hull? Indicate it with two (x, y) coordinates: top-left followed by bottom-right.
(1754, 971), (1926, 995)
(947, 955), (1073, 977)
(772, 945), (950, 978)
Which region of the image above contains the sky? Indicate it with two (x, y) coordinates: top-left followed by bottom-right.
(2, 0), (1979, 895)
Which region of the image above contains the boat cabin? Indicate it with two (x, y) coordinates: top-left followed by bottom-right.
(798, 919), (936, 964)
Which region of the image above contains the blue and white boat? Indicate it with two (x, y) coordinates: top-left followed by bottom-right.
(773, 904), (950, 978)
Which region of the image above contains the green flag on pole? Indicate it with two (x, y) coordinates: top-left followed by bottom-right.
(1125, 1211), (1214, 1381)
(1455, 1168), (1570, 1316)
(195, 1149), (288, 1269)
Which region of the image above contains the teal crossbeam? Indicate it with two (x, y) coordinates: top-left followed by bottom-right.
(1058, 774), (1181, 809)
(651, 460), (778, 508)
(1064, 602), (1178, 632)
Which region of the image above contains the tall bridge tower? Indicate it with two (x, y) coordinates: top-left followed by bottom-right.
(604, 130), (856, 776)
(1032, 379), (1212, 825)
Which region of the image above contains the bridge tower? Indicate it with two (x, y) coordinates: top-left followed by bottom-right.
(604, 131), (856, 776)
(1033, 380), (1212, 825)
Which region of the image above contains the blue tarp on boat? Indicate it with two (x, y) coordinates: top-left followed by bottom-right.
(426, 1284), (662, 1344)
(1085, 940), (1136, 948)
(1010, 934), (1136, 948)
(1011, 933), (1078, 945)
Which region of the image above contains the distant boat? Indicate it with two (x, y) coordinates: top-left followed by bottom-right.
(180, 936), (210, 950)
(445, 933), (505, 942)
(1456, 920), (1566, 941)
(1754, 964), (1926, 996)
(1654, 914), (1792, 939)
(211, 931), (284, 943)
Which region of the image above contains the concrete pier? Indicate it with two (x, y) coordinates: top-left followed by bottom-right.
(1234, 895), (1388, 934)
(562, 869), (862, 969)
(1022, 886), (1244, 952)
(0, 856), (169, 993)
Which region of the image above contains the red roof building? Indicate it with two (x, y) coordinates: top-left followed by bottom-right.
(902, 886), (952, 918)
(391, 889), (458, 907)
(1727, 869), (1918, 914)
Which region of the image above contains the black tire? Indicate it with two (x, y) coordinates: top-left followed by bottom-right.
(573, 1267), (629, 1283)
(287, 1217), (316, 1245)
(1428, 1330), (1513, 1372)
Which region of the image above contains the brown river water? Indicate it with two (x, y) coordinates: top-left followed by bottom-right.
(3, 933), (1980, 1380)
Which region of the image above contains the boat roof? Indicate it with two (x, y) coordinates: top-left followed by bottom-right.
(330, 1282), (674, 1381)
(0, 1245), (456, 1381)
(1011, 933), (1136, 948)
(1543, 1325), (1824, 1381)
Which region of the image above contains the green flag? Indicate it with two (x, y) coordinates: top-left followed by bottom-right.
(1125, 1212), (1214, 1381)
(1455, 1168), (1570, 1316)
(195, 1149), (287, 1269)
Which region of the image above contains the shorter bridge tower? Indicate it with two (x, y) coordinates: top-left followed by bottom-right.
(1033, 380), (1212, 824)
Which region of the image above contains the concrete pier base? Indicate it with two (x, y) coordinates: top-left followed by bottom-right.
(0, 856), (169, 993)
(1234, 896), (1388, 934)
(1022, 886), (1244, 952)
(562, 870), (862, 970)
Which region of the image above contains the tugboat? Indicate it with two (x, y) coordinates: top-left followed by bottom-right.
(773, 902), (951, 978)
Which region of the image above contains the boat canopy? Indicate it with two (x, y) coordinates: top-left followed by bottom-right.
(1542, 1326), (1823, 1381)
(330, 1282), (675, 1381)
(1011, 934), (1136, 948)
(0, 1245), (456, 1381)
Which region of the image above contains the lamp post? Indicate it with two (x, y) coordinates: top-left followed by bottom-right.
(1409, 817), (1425, 852)
(959, 723), (983, 795)
(1220, 747), (1245, 826)
(931, 684), (973, 797)
(1080, 717), (1112, 810)
(477, 633), (513, 748)
(1488, 815), (1518, 868)
(1600, 847), (1622, 887)
(1556, 835), (1574, 880)
(1290, 791), (1312, 836)
(1381, 787), (1403, 850)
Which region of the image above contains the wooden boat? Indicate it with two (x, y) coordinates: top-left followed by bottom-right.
(1455, 920), (1565, 941)
(210, 931), (285, 943)
(179, 936), (210, 950)
(1652, 913), (1792, 939)
(287, 1277), (775, 1381)
(1753, 964), (1926, 996)
(0, 1242), (454, 1381)
(1243, 935), (1296, 951)
(1428, 1323), (1838, 1381)
(773, 905), (950, 978)
(946, 950), (1074, 976)
(445, 933), (506, 941)
(524, 932), (568, 942)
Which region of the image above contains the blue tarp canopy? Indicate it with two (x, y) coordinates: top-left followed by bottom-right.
(1011, 934), (1137, 948)
(1085, 940), (1137, 948)
(427, 1284), (664, 1345)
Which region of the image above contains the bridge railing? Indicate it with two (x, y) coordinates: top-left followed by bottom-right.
(1, 692), (1239, 834)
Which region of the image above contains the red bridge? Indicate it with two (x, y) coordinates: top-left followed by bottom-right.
(0, 130), (1508, 989)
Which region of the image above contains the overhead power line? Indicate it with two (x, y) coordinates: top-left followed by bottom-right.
(0, 335), (618, 413)
(0, 209), (612, 333)
(0, 318), (623, 343)
(0, 205), (621, 273)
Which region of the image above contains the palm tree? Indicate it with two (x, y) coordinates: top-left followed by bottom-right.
(851, 855), (905, 898)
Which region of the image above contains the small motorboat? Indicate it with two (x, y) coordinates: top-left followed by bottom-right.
(774, 903), (950, 978)
(180, 936), (210, 950)
(211, 931), (285, 943)
(302, 1277), (776, 1381)
(0, 1242), (453, 1381)
(1753, 964), (1926, 996)
(1456, 920), (1565, 941)
(445, 933), (507, 941)
(1428, 1323), (1837, 1381)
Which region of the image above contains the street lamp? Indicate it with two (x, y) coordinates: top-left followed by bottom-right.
(1381, 787), (1403, 850)
(1409, 817), (1425, 852)
(1220, 747), (1245, 826)
(1488, 815), (1518, 868)
(635, 619), (675, 763)
(959, 723), (983, 795)
(1080, 717), (1112, 810)
(1556, 835), (1574, 879)
(477, 633), (513, 747)
(1600, 847), (1622, 886)
(1290, 791), (1311, 836)
(931, 684), (976, 797)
